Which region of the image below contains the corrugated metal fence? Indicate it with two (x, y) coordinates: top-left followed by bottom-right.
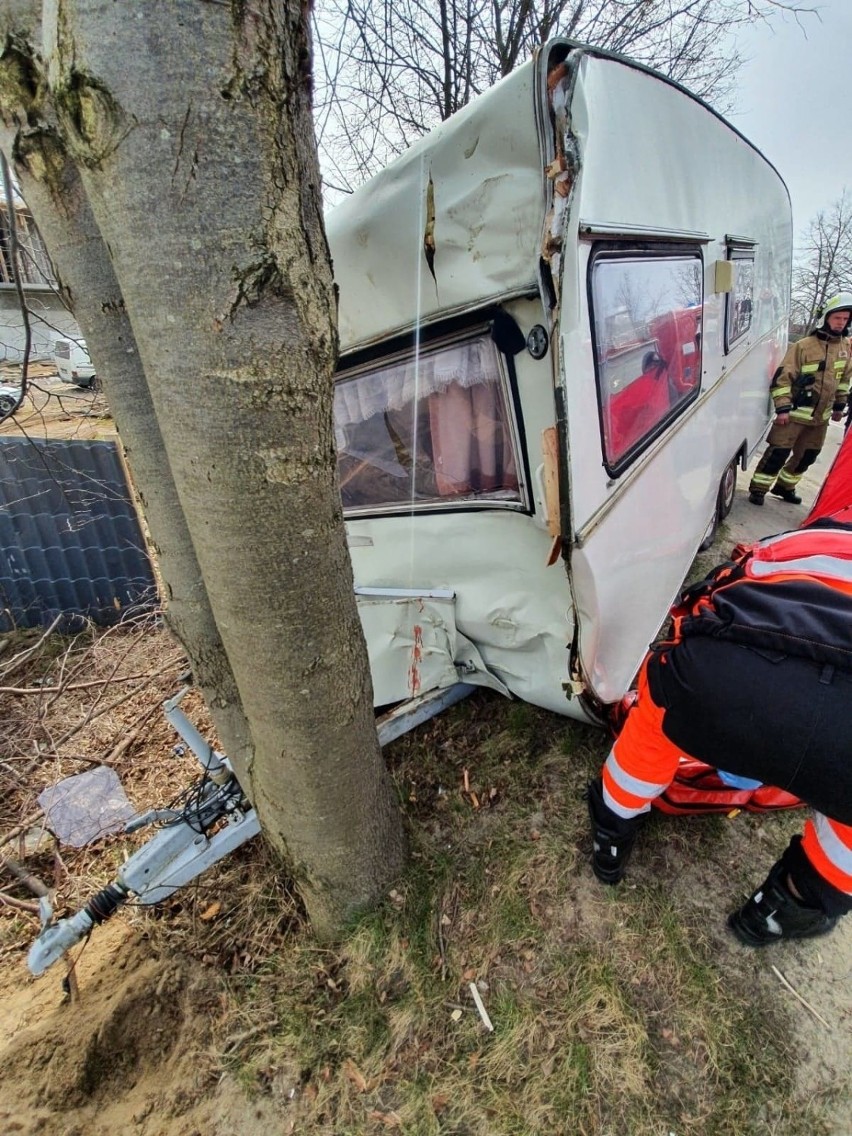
(0, 438), (157, 631)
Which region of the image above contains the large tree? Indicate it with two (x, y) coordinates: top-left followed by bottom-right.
(313, 0), (816, 195)
(790, 189), (852, 335)
(0, 0), (405, 935)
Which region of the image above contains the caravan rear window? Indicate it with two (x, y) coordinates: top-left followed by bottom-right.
(334, 335), (522, 514)
(724, 246), (755, 351)
(590, 251), (703, 473)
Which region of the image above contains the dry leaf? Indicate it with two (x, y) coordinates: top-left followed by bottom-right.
(342, 1058), (368, 1093)
(451, 1008), (463, 1022)
(368, 1111), (401, 1129)
(199, 901), (221, 922)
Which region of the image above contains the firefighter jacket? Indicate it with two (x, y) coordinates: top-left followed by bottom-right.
(770, 330), (852, 425)
(667, 522), (852, 671)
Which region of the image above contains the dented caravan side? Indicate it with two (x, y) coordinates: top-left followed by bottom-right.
(326, 40), (792, 721)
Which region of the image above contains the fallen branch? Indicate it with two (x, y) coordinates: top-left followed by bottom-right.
(0, 670), (169, 695)
(1, 855), (50, 898)
(103, 701), (162, 764)
(771, 965), (830, 1028)
(0, 614), (64, 681)
(0, 892), (40, 914)
(0, 810), (45, 852)
(54, 655), (182, 748)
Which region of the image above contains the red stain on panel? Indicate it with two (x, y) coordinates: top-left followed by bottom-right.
(408, 624), (423, 696)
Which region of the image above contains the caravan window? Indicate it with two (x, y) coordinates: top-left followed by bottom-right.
(334, 334), (522, 514)
(590, 251), (703, 473)
(724, 247), (755, 350)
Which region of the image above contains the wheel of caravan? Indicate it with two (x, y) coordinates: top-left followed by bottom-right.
(717, 457), (738, 521)
(698, 510), (718, 552)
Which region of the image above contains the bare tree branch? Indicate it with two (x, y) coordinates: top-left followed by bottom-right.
(313, 0), (817, 195)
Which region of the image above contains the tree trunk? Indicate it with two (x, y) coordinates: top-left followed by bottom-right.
(1, 0), (406, 934)
(0, 103), (254, 774)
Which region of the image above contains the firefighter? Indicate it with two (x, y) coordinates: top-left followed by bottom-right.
(586, 518), (852, 946)
(748, 293), (852, 506)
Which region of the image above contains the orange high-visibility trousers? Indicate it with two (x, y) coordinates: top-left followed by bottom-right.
(601, 655), (852, 902)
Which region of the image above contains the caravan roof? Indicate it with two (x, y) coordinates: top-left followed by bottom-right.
(326, 39), (790, 356)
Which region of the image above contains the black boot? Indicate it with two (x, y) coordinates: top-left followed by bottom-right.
(770, 486), (802, 505)
(586, 778), (641, 885)
(747, 490), (765, 506)
(727, 859), (837, 947)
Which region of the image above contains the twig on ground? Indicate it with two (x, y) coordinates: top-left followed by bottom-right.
(0, 614), (64, 681)
(468, 982), (495, 1032)
(0, 855), (50, 897)
(771, 965), (830, 1028)
(103, 701), (162, 764)
(0, 892), (40, 914)
(1, 670), (170, 695)
(53, 654), (182, 748)
(0, 811), (45, 852)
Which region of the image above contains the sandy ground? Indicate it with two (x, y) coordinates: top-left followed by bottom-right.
(0, 414), (849, 1135)
(0, 366), (114, 441)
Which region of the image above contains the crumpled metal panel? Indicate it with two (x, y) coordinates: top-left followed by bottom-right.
(327, 60), (545, 354)
(0, 438), (156, 631)
(355, 588), (509, 707)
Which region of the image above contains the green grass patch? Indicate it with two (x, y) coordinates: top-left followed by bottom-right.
(181, 691), (831, 1135)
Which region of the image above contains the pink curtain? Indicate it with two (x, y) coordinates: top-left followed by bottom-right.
(428, 381), (518, 497)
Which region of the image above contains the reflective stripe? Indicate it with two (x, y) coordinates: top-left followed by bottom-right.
(604, 749), (670, 800)
(749, 553), (852, 582)
(775, 471), (802, 488)
(602, 777), (651, 820)
(808, 813), (852, 881)
(772, 385), (792, 396)
(758, 529), (852, 551)
(750, 472), (775, 487)
(800, 363), (819, 373)
(790, 408), (815, 423)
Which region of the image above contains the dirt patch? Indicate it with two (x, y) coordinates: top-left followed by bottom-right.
(0, 366), (115, 442)
(0, 924), (221, 1136)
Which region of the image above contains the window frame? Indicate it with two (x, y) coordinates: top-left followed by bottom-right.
(334, 318), (530, 519)
(723, 238), (757, 353)
(587, 242), (705, 478)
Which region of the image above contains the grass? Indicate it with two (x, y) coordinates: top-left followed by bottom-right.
(0, 617), (837, 1135)
(168, 690), (833, 1136)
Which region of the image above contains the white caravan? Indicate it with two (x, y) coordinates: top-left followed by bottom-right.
(327, 38), (792, 725)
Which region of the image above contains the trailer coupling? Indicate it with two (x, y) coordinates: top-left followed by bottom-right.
(28, 681), (477, 977)
(28, 689), (261, 977)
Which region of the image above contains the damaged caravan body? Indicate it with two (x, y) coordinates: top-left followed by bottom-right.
(329, 39), (792, 723)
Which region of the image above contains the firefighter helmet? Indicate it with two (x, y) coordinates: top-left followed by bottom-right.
(815, 292), (852, 331)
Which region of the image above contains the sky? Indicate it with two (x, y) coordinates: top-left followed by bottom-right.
(729, 0), (852, 243)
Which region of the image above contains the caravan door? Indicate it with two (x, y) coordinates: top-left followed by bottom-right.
(561, 244), (717, 706)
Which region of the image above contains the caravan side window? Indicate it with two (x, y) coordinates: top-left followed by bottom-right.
(590, 250), (703, 474)
(724, 246), (755, 351)
(334, 335), (522, 514)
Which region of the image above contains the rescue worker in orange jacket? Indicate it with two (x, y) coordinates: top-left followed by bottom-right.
(586, 518), (852, 946)
(748, 294), (852, 506)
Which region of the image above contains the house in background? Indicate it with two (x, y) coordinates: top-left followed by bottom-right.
(0, 188), (85, 363)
